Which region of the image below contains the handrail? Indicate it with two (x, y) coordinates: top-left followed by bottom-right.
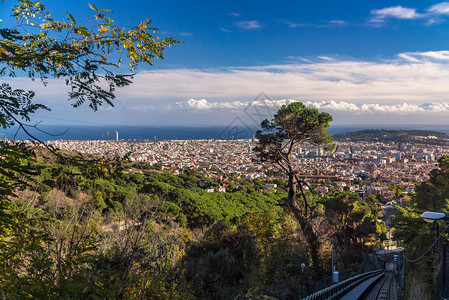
(302, 269), (384, 300)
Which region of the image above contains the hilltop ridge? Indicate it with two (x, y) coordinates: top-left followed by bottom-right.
(333, 129), (449, 145)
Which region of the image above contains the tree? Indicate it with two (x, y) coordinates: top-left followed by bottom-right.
(254, 102), (333, 276)
(0, 0), (180, 211)
(320, 191), (383, 252)
(393, 156), (449, 298)
(414, 155), (449, 212)
(0, 1), (180, 295)
(0, 0), (179, 163)
(1, 0), (179, 117)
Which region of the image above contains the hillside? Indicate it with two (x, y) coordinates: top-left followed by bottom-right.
(333, 129), (449, 145)
(0, 145), (385, 299)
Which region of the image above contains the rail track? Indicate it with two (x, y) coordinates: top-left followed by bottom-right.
(303, 268), (399, 299)
(362, 271), (397, 300)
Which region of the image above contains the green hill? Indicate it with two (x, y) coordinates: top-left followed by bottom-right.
(333, 129), (449, 144)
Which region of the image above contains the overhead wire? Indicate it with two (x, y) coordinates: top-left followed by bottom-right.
(403, 223), (449, 263)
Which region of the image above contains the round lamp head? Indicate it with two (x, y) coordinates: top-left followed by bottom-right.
(421, 211), (446, 223)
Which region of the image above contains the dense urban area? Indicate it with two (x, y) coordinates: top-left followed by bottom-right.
(47, 134), (444, 200)
(2, 0), (449, 297)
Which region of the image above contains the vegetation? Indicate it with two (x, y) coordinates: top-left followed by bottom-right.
(0, 0), (180, 193)
(334, 129), (449, 145)
(0, 153), (386, 298)
(0, 1), (390, 298)
(393, 155), (449, 298)
(254, 102), (334, 277)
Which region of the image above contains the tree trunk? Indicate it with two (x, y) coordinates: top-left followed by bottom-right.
(286, 174), (321, 279)
(287, 174), (296, 204)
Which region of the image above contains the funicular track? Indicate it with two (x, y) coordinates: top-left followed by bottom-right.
(303, 270), (398, 300)
(361, 271), (397, 300)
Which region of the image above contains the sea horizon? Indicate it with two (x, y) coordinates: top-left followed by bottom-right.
(2, 124), (449, 141)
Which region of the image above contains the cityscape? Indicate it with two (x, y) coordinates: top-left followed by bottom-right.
(3, 0), (449, 298)
(47, 135), (441, 200)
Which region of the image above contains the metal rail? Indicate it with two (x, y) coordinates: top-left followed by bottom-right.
(375, 272), (392, 300)
(362, 272), (391, 300)
(356, 271), (397, 300)
(302, 269), (383, 300)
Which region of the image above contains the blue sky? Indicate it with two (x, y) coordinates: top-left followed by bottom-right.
(26, 0), (449, 68)
(4, 0), (449, 128)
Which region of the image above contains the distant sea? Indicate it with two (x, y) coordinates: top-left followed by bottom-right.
(2, 124), (449, 141)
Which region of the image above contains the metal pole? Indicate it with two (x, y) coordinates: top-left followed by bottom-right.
(436, 221), (440, 240)
(435, 221), (441, 298)
(332, 238), (335, 274)
(440, 216), (449, 298)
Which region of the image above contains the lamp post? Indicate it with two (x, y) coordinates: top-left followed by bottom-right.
(421, 212), (449, 238)
(421, 211), (449, 298)
(421, 211), (449, 223)
(331, 237), (334, 275)
(331, 238), (338, 284)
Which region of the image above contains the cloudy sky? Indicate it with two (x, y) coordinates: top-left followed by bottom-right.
(4, 0), (449, 127)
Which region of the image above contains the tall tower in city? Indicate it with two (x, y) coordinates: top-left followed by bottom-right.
(115, 131), (119, 141)
(105, 131), (109, 141)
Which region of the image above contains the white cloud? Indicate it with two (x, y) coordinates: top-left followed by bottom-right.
(368, 2), (449, 25)
(398, 50), (449, 61)
(229, 12), (241, 17)
(170, 99), (449, 114)
(306, 101), (449, 113)
(316, 56), (335, 61)
(171, 99), (249, 110)
(120, 50), (449, 106)
(277, 19), (347, 28)
(186, 99), (210, 110)
(327, 20), (347, 26)
(277, 3), (449, 30)
(234, 20), (261, 30)
(369, 6), (421, 23)
(277, 19), (308, 28)
(8, 50), (449, 125)
(128, 104), (156, 111)
(427, 2), (449, 15)
(179, 32), (193, 37)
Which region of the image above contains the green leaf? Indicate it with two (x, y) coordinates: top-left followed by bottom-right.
(88, 3), (99, 12)
(67, 12), (76, 24)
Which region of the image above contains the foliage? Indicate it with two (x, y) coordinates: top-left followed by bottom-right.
(182, 211), (313, 299)
(393, 155), (449, 298)
(32, 161), (285, 228)
(0, 0), (180, 227)
(0, 142), (36, 238)
(254, 101), (333, 278)
(0, 2), (398, 297)
(1, 0), (180, 112)
(254, 102), (334, 175)
(0, 149), (392, 298)
(0, 0), (180, 201)
(0, 1), (185, 297)
(320, 191), (384, 253)
(334, 129), (449, 146)
(3, 156), (284, 297)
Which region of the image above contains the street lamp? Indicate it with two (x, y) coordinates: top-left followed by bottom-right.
(420, 211), (449, 237)
(420, 211), (449, 297)
(421, 211), (449, 223)
(331, 238), (338, 284)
